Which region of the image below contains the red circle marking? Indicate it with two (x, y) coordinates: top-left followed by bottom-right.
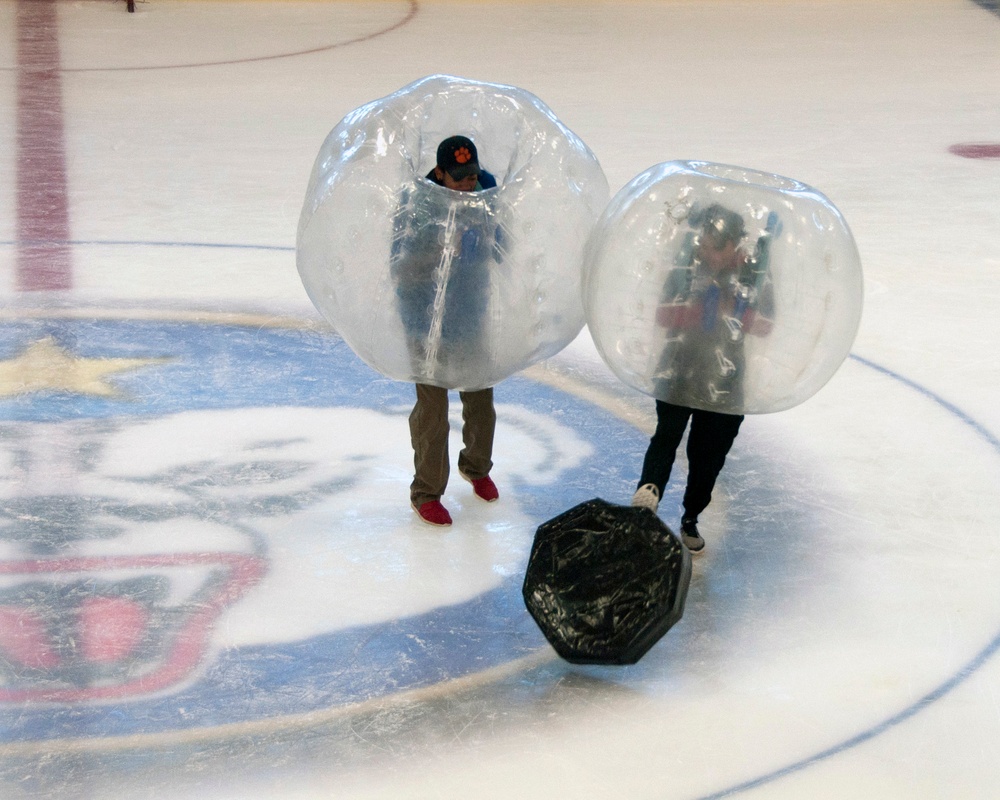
(948, 143), (1000, 160)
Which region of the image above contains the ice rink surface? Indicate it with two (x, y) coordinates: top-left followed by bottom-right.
(1, 0), (1000, 797)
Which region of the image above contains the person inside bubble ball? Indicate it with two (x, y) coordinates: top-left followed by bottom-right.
(631, 203), (775, 554)
(392, 135), (501, 527)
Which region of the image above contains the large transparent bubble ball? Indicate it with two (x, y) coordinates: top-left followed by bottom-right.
(297, 74), (609, 391)
(584, 161), (863, 414)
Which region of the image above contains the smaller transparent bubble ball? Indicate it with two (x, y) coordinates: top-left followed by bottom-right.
(583, 161), (863, 414)
(297, 74), (609, 390)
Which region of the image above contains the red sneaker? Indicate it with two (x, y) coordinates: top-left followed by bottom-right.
(461, 472), (499, 503)
(412, 500), (452, 526)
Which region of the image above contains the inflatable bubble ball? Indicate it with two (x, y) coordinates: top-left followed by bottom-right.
(297, 74), (609, 391)
(522, 498), (691, 665)
(583, 161), (863, 414)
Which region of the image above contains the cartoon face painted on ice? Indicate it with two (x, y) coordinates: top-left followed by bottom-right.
(0, 318), (594, 715)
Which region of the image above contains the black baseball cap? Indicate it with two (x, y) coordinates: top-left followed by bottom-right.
(437, 135), (480, 180)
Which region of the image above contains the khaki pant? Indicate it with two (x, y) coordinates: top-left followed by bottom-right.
(409, 384), (495, 506)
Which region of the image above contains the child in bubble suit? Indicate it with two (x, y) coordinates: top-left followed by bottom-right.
(391, 135), (501, 527)
(631, 203), (775, 554)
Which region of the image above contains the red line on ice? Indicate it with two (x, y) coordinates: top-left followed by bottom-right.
(948, 142), (1000, 160)
(16, 0), (72, 291)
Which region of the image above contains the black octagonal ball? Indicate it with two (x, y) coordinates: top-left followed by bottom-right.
(522, 498), (691, 665)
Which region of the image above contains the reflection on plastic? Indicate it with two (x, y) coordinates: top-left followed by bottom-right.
(297, 74), (609, 390)
(583, 161), (863, 414)
(522, 498), (691, 665)
(390, 183), (500, 388)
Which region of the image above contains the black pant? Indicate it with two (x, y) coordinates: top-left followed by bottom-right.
(638, 401), (744, 520)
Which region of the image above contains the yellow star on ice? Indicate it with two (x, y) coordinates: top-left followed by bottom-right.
(0, 337), (172, 399)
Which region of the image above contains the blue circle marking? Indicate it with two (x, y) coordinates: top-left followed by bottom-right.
(699, 353), (1000, 799)
(0, 317), (642, 743)
(0, 318), (995, 800)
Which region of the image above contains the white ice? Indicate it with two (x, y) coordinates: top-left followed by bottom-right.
(1, 1), (999, 798)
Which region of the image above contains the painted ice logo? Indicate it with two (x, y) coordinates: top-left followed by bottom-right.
(0, 315), (644, 746)
(0, 549), (265, 704)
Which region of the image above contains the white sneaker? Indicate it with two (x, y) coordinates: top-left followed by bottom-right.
(631, 483), (660, 512)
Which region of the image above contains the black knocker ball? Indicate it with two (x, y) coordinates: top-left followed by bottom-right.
(522, 498), (691, 665)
